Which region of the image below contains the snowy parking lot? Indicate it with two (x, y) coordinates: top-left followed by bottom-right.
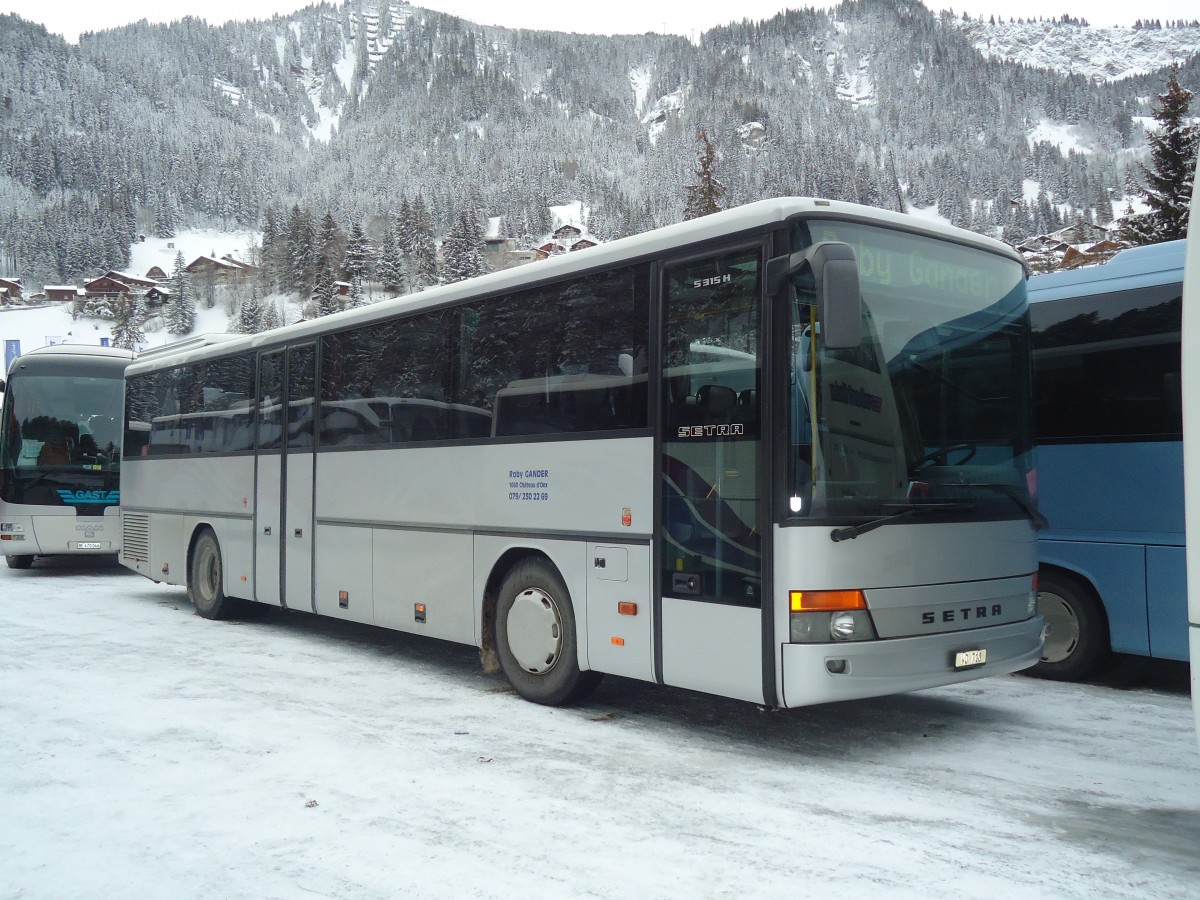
(1, 556), (1197, 899)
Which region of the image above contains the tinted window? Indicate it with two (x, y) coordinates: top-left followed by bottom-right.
(461, 265), (650, 436)
(287, 345), (317, 450)
(1032, 283), (1181, 441)
(321, 310), (476, 444)
(258, 351), (284, 450)
(319, 264), (651, 445)
(126, 354), (256, 455)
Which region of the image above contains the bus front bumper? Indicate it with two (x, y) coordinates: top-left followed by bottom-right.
(779, 616), (1046, 708)
(0, 513), (118, 557)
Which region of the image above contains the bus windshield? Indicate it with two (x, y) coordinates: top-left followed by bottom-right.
(0, 366), (125, 509)
(789, 219), (1034, 523)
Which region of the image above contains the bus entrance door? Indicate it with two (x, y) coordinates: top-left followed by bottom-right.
(254, 345), (317, 612)
(658, 250), (766, 704)
(254, 350), (284, 607)
(282, 344), (317, 612)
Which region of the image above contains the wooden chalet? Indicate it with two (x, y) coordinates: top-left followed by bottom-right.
(145, 266), (169, 281)
(185, 254), (259, 283)
(76, 270), (162, 303)
(1048, 221), (1110, 246)
(144, 285), (172, 305)
(103, 271), (160, 290)
(570, 239), (597, 252)
(0, 276), (22, 303)
(1085, 239), (1122, 256)
(552, 224), (582, 241)
(44, 285), (84, 303)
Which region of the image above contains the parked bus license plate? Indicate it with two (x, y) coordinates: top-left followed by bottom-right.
(77, 542), (102, 550)
(954, 649), (987, 668)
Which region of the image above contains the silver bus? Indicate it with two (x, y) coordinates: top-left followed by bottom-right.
(1182, 166), (1200, 747)
(1, 344), (134, 568)
(119, 198), (1045, 707)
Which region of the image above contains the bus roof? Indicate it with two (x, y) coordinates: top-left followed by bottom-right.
(133, 333), (242, 363)
(6, 343), (135, 377)
(1028, 239), (1186, 304)
(126, 197), (1025, 377)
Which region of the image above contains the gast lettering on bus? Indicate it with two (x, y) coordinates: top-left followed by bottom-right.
(55, 489), (120, 505)
(922, 604), (1004, 625)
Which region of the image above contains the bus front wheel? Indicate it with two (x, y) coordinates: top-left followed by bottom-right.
(1028, 569), (1111, 681)
(495, 560), (602, 706)
(5, 554), (34, 570)
(188, 529), (240, 620)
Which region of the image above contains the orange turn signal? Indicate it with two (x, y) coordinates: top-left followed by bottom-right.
(617, 602), (638, 616)
(789, 589), (866, 612)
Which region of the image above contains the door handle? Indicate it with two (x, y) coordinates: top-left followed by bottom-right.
(294, 528), (303, 538)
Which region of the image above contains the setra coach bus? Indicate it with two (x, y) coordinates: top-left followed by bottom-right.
(118, 198), (1045, 708)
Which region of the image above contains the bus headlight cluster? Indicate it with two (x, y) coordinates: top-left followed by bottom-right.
(788, 590), (878, 643)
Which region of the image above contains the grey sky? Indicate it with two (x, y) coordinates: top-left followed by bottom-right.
(4, 0), (1196, 44)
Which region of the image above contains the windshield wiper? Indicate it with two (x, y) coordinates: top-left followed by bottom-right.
(956, 483), (1049, 530)
(829, 501), (972, 542)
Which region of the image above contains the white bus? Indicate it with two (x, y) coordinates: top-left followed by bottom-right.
(1, 344), (135, 568)
(1183, 166), (1200, 746)
(119, 198), (1045, 707)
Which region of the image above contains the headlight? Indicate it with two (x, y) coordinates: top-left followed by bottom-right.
(788, 591), (878, 643)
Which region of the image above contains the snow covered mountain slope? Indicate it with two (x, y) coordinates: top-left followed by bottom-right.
(959, 19), (1200, 82)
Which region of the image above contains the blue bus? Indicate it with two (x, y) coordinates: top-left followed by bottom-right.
(1028, 239), (1186, 680)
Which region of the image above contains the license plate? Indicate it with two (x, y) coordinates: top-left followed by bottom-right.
(954, 649), (987, 668)
(77, 542), (102, 550)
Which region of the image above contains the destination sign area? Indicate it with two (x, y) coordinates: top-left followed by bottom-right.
(803, 219), (1023, 308)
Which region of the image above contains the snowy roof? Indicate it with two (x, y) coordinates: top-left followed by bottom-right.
(187, 255), (253, 271)
(105, 270), (158, 286)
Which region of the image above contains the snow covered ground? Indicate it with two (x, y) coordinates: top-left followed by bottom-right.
(1, 556), (1197, 899)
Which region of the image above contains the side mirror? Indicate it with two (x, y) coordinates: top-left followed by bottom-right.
(769, 241), (862, 349)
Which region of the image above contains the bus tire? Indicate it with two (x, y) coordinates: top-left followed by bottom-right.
(495, 559), (602, 706)
(5, 554), (34, 570)
(1028, 569), (1111, 681)
(187, 529), (239, 620)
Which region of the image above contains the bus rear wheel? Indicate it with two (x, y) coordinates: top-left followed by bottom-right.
(495, 560), (602, 706)
(5, 554), (34, 570)
(187, 529), (242, 620)
(1028, 569), (1111, 681)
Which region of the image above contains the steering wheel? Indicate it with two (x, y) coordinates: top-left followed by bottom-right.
(913, 442), (977, 469)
